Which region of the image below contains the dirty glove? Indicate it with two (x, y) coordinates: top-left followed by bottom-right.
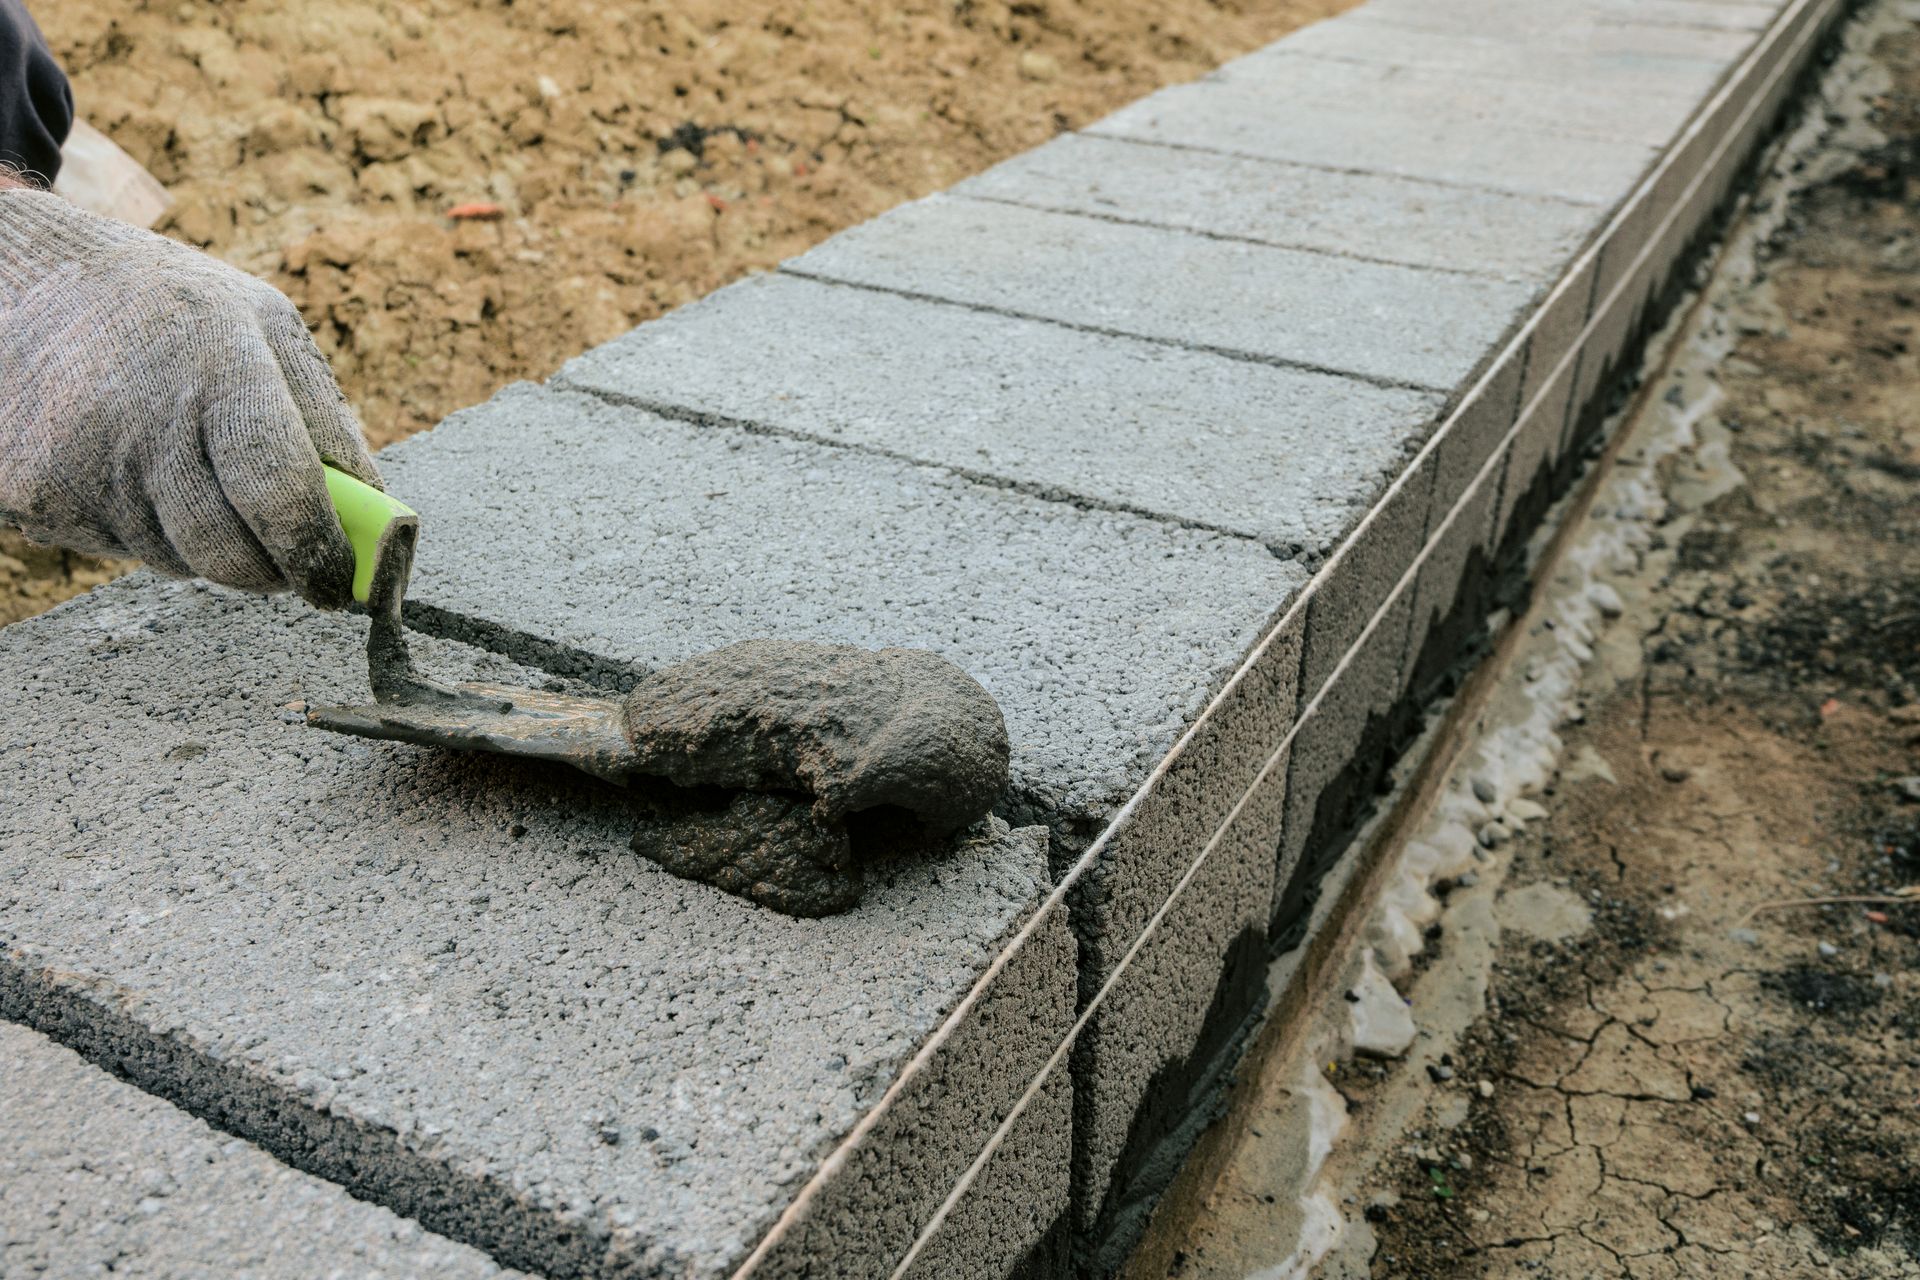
(0, 186), (380, 609)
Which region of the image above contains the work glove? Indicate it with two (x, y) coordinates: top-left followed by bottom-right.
(0, 186), (381, 610)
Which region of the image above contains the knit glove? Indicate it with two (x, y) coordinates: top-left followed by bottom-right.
(0, 187), (381, 609)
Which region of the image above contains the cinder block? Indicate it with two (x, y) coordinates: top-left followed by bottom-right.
(1495, 336), (1583, 551)
(379, 384), (1306, 845)
(1272, 592), (1416, 943)
(1088, 56), (1663, 206)
(0, 1022), (519, 1279)
(1072, 751), (1290, 1275)
(1298, 448), (1436, 705)
(1072, 608), (1305, 989)
(753, 899), (1076, 1279)
(951, 131), (1598, 282)
(900, 1061), (1074, 1280)
(1269, 17), (1738, 103)
(555, 272), (1444, 560)
(784, 195), (1536, 392)
(1405, 467), (1503, 700)
(1522, 253), (1600, 461)
(0, 577), (1067, 1280)
(1341, 0), (1773, 43)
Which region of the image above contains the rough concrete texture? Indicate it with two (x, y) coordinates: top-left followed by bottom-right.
(782, 194), (1536, 392)
(747, 900), (1076, 1280)
(0, 576), (1063, 1278)
(554, 272), (1444, 560)
(1086, 59), (1664, 207)
(1340, 0), (1774, 43)
(1274, 17), (1747, 103)
(950, 133), (1598, 282)
(614, 639), (1010, 915)
(0, 1021), (518, 1279)
(380, 383), (1307, 836)
(1073, 758), (1290, 1274)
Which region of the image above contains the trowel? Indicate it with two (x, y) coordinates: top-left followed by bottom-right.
(307, 467), (1011, 916)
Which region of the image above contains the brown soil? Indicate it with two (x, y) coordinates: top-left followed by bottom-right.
(1362, 17), (1920, 1277)
(0, 0), (1347, 625)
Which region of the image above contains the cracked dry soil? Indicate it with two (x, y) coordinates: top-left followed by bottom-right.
(2, 0), (1348, 626)
(1360, 21), (1920, 1280)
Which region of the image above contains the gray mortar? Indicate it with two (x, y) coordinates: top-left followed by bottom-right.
(553, 272), (1443, 561)
(782, 194), (1536, 392)
(623, 640), (1008, 832)
(0, 1021), (519, 1279)
(0, 576), (1061, 1278)
(379, 383), (1307, 839)
(617, 639), (1010, 916)
(950, 133), (1598, 283)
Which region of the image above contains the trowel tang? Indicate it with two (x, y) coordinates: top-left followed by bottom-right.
(307, 467), (637, 784)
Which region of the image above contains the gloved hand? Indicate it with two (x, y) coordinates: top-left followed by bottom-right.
(0, 185), (381, 610)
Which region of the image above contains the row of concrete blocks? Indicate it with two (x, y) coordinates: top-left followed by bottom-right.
(0, 0), (1849, 1275)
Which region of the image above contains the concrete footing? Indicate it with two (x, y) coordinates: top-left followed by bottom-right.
(0, 0), (1853, 1274)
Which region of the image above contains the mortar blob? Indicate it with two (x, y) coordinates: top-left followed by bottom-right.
(620, 639), (1010, 914)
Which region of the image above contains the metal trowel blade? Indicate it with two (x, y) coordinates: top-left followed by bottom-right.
(308, 682), (634, 784)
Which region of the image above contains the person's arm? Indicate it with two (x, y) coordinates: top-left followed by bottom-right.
(0, 184), (384, 609)
(0, 0), (71, 186)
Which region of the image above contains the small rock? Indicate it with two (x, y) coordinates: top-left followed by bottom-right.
(1018, 50), (1060, 81)
(1456, 871), (1479, 889)
(1427, 1063), (1455, 1083)
(1730, 928), (1761, 947)
(1817, 941), (1840, 959)
(1471, 776), (1498, 804)
(1588, 582), (1625, 617)
(1661, 765), (1692, 783)
(1453, 1152), (1474, 1171)
(1743, 1112), (1762, 1128)
(1892, 776), (1920, 803)
(661, 147), (698, 175)
(1873, 972), (1894, 989)
(1478, 1080), (1495, 1098)
(1508, 798), (1549, 823)
(1476, 823), (1509, 849)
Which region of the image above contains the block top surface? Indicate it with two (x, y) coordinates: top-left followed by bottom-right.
(556, 272), (1444, 558)
(785, 194), (1535, 392)
(0, 578), (1055, 1276)
(381, 383), (1309, 824)
(0, 1021), (520, 1279)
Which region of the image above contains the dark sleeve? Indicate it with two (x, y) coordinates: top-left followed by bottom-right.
(0, 0), (71, 185)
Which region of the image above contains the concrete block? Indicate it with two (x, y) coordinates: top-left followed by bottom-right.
(1340, 0), (1773, 43)
(1269, 18), (1738, 104)
(1405, 468), (1502, 700)
(752, 900), (1076, 1279)
(1088, 58), (1664, 206)
(1298, 449), (1435, 705)
(1072, 751), (1290, 1274)
(555, 272), (1445, 560)
(1075, 611), (1304, 990)
(1225, 46), (1724, 148)
(1521, 254), (1599, 460)
(1402, 353), (1524, 684)
(379, 384), (1306, 842)
(950, 132), (1598, 283)
(0, 577), (1068, 1279)
(783, 195), (1536, 392)
(0, 1021), (518, 1279)
(1273, 590), (1416, 943)
(1496, 339), (1583, 552)
(900, 1060), (1074, 1280)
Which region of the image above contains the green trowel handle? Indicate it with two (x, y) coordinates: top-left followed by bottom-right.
(324, 465), (418, 606)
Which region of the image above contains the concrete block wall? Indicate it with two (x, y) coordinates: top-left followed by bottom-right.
(0, 0), (1851, 1276)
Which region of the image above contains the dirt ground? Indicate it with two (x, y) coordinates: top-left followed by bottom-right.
(1, 0), (1348, 627)
(1358, 17), (1920, 1279)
